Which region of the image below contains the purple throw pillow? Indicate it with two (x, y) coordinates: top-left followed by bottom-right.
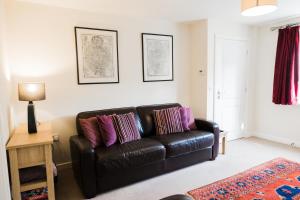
(96, 115), (117, 147)
(179, 107), (190, 131)
(112, 113), (141, 144)
(153, 107), (184, 135)
(79, 117), (102, 148)
(186, 107), (197, 130)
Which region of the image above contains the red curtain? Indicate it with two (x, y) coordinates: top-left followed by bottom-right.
(272, 26), (300, 105)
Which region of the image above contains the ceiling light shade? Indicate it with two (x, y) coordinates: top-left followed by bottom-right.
(241, 0), (278, 16)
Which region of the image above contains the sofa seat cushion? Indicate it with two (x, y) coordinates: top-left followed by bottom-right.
(152, 130), (214, 158)
(96, 138), (166, 173)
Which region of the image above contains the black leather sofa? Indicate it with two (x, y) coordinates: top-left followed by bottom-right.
(70, 103), (220, 198)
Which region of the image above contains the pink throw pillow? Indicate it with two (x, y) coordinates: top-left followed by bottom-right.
(179, 107), (197, 131)
(179, 107), (190, 131)
(79, 117), (102, 148)
(186, 107), (197, 130)
(96, 115), (118, 147)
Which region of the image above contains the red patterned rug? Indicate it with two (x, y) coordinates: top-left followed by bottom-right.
(187, 158), (300, 200)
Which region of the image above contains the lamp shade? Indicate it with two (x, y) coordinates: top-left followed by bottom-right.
(18, 83), (46, 102)
(241, 0), (277, 16)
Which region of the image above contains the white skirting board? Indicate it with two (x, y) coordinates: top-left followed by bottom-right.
(56, 162), (72, 172)
(252, 132), (300, 148)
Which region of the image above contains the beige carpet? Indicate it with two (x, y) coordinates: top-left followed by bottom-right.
(55, 137), (300, 200)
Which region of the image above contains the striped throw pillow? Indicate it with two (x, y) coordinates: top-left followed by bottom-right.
(153, 107), (184, 135)
(112, 113), (141, 144)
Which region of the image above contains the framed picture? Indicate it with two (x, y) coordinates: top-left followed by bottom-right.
(75, 27), (119, 84)
(142, 33), (173, 82)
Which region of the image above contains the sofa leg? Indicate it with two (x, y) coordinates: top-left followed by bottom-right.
(210, 153), (217, 160)
(84, 194), (96, 199)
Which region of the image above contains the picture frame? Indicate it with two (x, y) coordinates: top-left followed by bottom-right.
(75, 27), (119, 84)
(142, 33), (173, 82)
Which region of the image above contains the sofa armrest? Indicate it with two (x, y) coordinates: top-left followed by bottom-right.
(194, 118), (220, 159)
(70, 135), (97, 198)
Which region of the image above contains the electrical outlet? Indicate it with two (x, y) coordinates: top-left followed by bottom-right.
(290, 143), (295, 147)
(53, 135), (59, 142)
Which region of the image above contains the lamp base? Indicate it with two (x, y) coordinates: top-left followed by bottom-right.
(28, 101), (37, 134)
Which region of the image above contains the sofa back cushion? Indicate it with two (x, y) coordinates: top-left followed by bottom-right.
(136, 103), (181, 137)
(76, 107), (143, 137)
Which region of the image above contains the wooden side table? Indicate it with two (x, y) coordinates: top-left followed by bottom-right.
(6, 122), (55, 200)
(219, 131), (228, 154)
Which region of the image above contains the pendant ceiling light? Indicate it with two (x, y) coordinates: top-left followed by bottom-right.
(241, 0), (278, 16)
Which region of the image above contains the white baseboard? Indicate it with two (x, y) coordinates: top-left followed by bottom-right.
(243, 132), (253, 138)
(227, 132), (252, 141)
(252, 132), (300, 148)
(56, 162), (72, 172)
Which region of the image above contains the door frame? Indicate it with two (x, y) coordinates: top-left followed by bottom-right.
(213, 34), (249, 138)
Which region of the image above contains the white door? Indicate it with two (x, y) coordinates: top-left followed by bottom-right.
(214, 36), (248, 141)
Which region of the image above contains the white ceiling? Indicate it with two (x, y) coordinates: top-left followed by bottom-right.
(19, 0), (300, 25)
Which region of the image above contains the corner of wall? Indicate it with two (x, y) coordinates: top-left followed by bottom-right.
(0, 0), (13, 199)
(188, 19), (209, 118)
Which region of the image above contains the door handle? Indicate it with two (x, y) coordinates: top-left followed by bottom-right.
(217, 91), (221, 100)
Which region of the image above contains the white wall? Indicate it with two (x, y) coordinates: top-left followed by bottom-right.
(253, 17), (300, 147)
(6, 0), (192, 163)
(6, 0), (297, 168)
(0, 0), (12, 199)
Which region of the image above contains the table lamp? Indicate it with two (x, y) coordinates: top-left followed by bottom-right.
(18, 82), (46, 134)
